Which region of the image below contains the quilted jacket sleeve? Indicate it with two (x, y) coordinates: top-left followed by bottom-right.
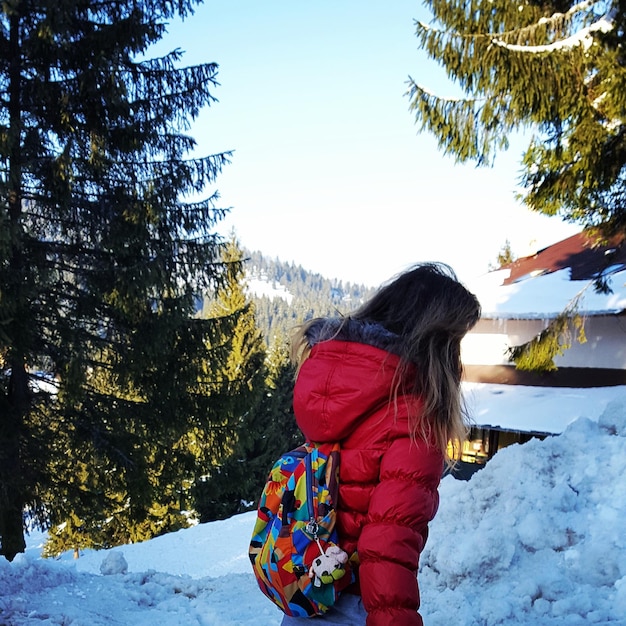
(357, 435), (443, 626)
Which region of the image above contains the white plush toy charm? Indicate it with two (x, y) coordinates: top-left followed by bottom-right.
(309, 542), (348, 588)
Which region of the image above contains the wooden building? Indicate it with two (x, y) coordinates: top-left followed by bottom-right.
(452, 231), (626, 478)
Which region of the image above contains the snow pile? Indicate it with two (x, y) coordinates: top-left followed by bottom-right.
(100, 551), (128, 576)
(1, 394), (625, 624)
(421, 399), (626, 625)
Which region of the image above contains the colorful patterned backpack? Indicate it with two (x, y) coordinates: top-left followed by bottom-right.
(249, 442), (353, 617)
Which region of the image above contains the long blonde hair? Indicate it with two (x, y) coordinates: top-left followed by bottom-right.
(291, 263), (480, 460)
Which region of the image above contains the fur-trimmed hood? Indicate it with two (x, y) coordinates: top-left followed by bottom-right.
(294, 318), (413, 443)
(304, 317), (404, 357)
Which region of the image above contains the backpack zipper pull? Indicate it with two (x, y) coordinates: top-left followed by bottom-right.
(305, 519), (319, 539)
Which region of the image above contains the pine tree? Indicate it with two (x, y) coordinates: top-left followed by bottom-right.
(193, 332), (303, 522)
(488, 239), (517, 271)
(42, 345), (204, 556)
(408, 0), (626, 235)
(254, 335), (304, 471)
(192, 236), (268, 521)
(242, 334), (303, 496)
(0, 1), (234, 560)
(408, 0), (624, 371)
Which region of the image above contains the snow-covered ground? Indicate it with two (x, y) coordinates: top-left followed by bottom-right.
(246, 276), (293, 304)
(2, 386), (626, 625)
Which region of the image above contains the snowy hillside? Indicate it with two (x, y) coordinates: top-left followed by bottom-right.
(246, 276), (294, 303)
(1, 390), (625, 625)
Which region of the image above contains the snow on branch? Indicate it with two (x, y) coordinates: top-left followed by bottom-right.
(492, 9), (615, 54)
(536, 0), (598, 29)
(406, 78), (468, 103)
(416, 1), (609, 47)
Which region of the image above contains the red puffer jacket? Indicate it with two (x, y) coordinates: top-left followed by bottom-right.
(293, 322), (444, 626)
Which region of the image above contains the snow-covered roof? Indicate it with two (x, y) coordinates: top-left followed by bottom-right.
(463, 382), (626, 434)
(469, 267), (626, 319)
(467, 231), (626, 319)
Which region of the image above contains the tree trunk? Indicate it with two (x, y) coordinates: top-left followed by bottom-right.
(0, 10), (27, 563)
(0, 363), (28, 561)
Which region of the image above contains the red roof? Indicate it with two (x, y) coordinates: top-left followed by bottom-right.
(501, 231), (626, 285)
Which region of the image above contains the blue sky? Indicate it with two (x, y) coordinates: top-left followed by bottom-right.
(162, 1), (580, 287)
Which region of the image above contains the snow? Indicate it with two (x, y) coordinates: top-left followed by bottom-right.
(2, 390), (626, 625)
(246, 277), (293, 304)
(468, 267), (626, 319)
(491, 1), (615, 53)
(463, 382), (626, 433)
(492, 14), (614, 53)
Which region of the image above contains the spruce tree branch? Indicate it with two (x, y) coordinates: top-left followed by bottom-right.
(506, 277), (605, 371)
(406, 77), (483, 103)
(491, 11), (615, 53)
(416, 0), (606, 43)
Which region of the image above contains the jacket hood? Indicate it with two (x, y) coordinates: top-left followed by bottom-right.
(294, 319), (407, 442)
(304, 318), (403, 355)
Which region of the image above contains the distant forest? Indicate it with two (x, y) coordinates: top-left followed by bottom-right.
(243, 249), (377, 347)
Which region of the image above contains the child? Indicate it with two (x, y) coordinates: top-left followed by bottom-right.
(282, 263), (481, 626)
